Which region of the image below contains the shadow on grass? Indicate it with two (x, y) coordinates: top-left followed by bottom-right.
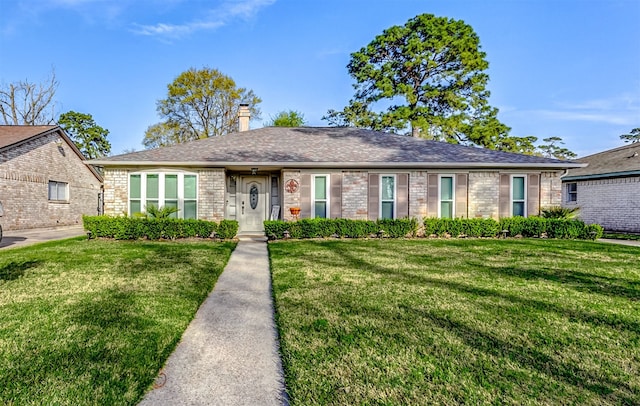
(0, 260), (41, 281)
(412, 309), (638, 404)
(278, 242), (639, 402)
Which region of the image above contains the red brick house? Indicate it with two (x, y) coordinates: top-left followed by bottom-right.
(0, 126), (103, 230)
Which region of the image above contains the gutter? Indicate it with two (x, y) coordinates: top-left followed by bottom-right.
(562, 170), (640, 182)
(85, 160), (587, 170)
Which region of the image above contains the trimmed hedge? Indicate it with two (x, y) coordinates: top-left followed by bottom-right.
(264, 218), (418, 239)
(83, 216), (238, 240)
(425, 217), (603, 240)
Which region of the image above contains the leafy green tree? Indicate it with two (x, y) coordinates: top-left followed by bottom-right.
(58, 111), (111, 159)
(620, 128), (640, 143)
(537, 136), (576, 160)
(267, 110), (306, 127)
(144, 67), (261, 148)
(324, 13), (511, 148)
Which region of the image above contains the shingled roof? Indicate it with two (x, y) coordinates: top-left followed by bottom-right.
(564, 142), (640, 180)
(90, 127), (584, 169)
(0, 125), (59, 149)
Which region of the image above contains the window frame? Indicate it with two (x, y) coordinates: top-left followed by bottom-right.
(379, 174), (397, 220)
(438, 174), (455, 219)
(311, 174), (330, 218)
(128, 171), (198, 219)
(48, 180), (69, 202)
(511, 175), (527, 217)
(566, 182), (577, 203)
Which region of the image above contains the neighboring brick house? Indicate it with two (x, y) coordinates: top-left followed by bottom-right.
(0, 125), (103, 231)
(562, 143), (640, 233)
(90, 111), (583, 235)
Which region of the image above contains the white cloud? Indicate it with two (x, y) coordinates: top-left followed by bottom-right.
(131, 0), (276, 39)
(512, 94), (640, 127)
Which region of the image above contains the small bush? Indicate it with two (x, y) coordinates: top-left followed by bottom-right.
(83, 216), (237, 240)
(541, 206), (580, 219)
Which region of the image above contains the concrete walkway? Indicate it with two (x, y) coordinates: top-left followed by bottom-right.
(139, 238), (288, 406)
(598, 238), (640, 247)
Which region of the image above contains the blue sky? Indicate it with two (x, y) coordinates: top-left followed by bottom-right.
(1, 0), (638, 158)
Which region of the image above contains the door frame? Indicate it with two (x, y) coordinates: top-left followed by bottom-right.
(236, 175), (269, 234)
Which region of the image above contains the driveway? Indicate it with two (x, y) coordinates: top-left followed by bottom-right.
(0, 225), (85, 249)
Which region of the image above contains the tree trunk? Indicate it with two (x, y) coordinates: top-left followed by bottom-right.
(411, 125), (420, 137)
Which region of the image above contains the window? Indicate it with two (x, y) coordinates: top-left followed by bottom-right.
(511, 176), (526, 217)
(566, 182), (577, 203)
(439, 175), (454, 218)
(380, 175), (396, 219)
(48, 181), (68, 201)
(129, 173), (197, 219)
(312, 175), (329, 218)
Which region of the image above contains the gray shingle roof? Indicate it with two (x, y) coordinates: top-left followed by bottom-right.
(565, 142), (640, 180)
(91, 127), (582, 169)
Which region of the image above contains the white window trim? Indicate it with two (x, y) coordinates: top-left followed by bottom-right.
(438, 174), (455, 218)
(128, 171), (198, 219)
(511, 174), (527, 217)
(311, 174), (330, 218)
(379, 174), (397, 220)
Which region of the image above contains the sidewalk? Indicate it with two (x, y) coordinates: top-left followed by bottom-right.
(0, 224), (85, 249)
(139, 238), (288, 406)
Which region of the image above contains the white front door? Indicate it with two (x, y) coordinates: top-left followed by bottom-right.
(237, 176), (268, 234)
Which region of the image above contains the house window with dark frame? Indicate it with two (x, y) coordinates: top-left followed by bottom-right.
(566, 182), (577, 203)
(48, 181), (68, 202)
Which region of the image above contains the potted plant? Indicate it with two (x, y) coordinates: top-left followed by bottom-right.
(289, 206), (301, 219)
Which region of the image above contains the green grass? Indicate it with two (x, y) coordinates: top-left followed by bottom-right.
(0, 237), (236, 406)
(603, 232), (640, 241)
(269, 239), (640, 405)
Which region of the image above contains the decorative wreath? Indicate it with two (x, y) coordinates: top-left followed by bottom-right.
(285, 179), (299, 193)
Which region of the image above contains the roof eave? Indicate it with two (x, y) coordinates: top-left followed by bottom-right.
(87, 160), (585, 169)
(562, 170), (640, 181)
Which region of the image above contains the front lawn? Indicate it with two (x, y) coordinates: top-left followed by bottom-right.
(269, 239), (640, 405)
(0, 238), (235, 405)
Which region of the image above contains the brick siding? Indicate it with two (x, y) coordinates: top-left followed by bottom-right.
(0, 132), (101, 230)
(564, 176), (640, 232)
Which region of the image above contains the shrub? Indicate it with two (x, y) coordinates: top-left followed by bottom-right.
(541, 206), (580, 219)
(424, 218), (499, 238)
(83, 216), (237, 240)
(264, 218), (417, 239)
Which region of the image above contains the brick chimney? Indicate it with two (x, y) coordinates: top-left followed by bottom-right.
(238, 104), (250, 132)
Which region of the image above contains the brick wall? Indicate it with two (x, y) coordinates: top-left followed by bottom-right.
(0, 132), (102, 230)
(341, 171), (369, 220)
(564, 176), (640, 232)
(540, 171), (562, 207)
(409, 171), (428, 220)
(468, 172), (500, 219)
(103, 168), (128, 215)
(199, 169), (226, 221)
(282, 170), (301, 221)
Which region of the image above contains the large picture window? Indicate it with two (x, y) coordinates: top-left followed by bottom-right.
(439, 175), (454, 218)
(312, 175), (329, 218)
(512, 175), (526, 217)
(48, 180), (68, 202)
(129, 172), (198, 219)
(380, 175), (396, 219)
